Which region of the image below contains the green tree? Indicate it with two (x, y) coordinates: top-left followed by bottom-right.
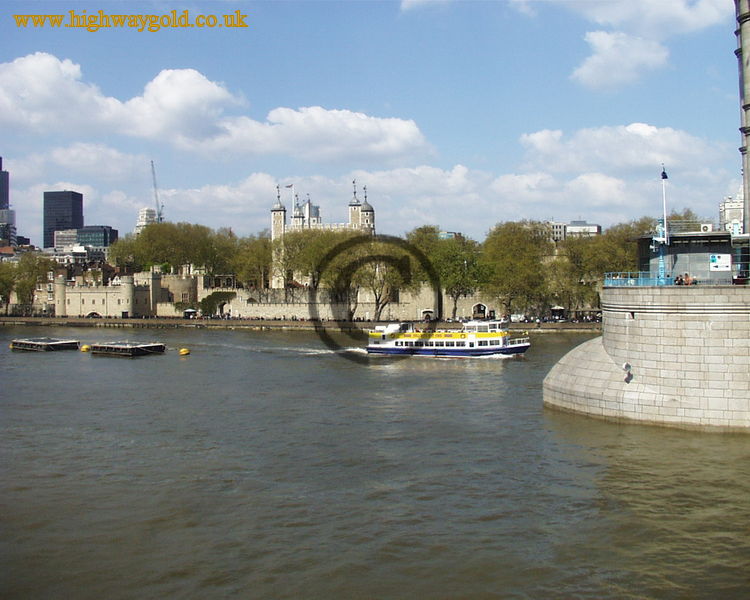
(233, 231), (272, 293)
(109, 223), (242, 274)
(405, 225), (442, 286)
(349, 239), (411, 321)
(14, 253), (56, 308)
(0, 261), (16, 315)
(481, 221), (553, 315)
(108, 234), (145, 272)
(434, 236), (483, 320)
(291, 229), (359, 291)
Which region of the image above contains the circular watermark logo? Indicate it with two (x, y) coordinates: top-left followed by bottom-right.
(309, 234), (442, 364)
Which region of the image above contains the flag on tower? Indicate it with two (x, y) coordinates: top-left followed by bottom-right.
(285, 184), (293, 188)
(661, 167), (668, 180)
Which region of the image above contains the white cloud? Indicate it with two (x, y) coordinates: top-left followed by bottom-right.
(519, 123), (724, 174)
(561, 0), (733, 90)
(0, 53), (121, 131)
(120, 68), (241, 140)
(200, 106), (430, 163)
(48, 143), (150, 182)
(563, 0), (732, 39)
(571, 31), (669, 90)
(0, 53), (430, 165)
(400, 0), (452, 11)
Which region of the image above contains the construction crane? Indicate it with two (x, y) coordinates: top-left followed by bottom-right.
(150, 160), (164, 223)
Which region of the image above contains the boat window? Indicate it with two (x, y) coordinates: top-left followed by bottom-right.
(456, 341), (465, 347)
(478, 340), (488, 347)
(426, 341), (434, 347)
(415, 341), (424, 347)
(445, 341), (455, 347)
(491, 340), (499, 345)
(435, 341), (444, 347)
(477, 325), (489, 332)
(405, 341), (414, 346)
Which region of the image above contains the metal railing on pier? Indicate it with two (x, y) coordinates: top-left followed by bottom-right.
(604, 272), (745, 287)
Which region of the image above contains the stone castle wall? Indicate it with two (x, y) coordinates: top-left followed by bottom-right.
(543, 286), (750, 430)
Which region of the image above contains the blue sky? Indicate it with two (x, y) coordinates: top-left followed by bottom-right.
(1, 0), (739, 245)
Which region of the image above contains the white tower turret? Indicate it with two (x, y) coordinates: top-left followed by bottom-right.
(348, 179), (362, 227)
(271, 185), (287, 241)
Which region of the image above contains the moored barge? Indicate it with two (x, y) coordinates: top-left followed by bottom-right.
(10, 337), (81, 351)
(89, 341), (166, 357)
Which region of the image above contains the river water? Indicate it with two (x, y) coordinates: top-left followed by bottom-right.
(1, 325), (749, 599)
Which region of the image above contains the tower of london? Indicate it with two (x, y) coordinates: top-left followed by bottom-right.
(271, 180), (375, 241)
(270, 181), (375, 288)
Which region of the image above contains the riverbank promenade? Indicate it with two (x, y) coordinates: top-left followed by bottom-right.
(0, 315), (600, 333)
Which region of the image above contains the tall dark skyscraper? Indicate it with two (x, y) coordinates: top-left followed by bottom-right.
(0, 157), (9, 210)
(43, 191), (84, 248)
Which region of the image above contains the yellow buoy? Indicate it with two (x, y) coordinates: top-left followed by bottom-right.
(81, 344), (91, 352)
(179, 348), (190, 356)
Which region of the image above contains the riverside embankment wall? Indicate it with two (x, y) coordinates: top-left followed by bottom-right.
(543, 286), (750, 431)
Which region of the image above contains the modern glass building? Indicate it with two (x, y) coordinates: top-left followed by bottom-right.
(43, 191), (83, 248)
(77, 225), (118, 247)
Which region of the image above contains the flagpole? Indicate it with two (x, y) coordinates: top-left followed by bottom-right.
(661, 165), (669, 245)
(657, 166), (669, 285)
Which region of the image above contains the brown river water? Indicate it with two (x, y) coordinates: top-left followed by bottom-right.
(1, 326), (748, 599)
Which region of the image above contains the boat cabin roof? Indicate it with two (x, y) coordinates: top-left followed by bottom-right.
(462, 320), (508, 332)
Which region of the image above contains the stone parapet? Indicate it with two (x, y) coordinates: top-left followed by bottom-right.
(543, 286), (750, 431)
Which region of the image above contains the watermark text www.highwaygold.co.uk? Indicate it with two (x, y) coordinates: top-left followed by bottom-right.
(14, 9), (248, 32)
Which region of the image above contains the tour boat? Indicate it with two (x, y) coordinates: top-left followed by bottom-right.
(367, 320), (530, 357)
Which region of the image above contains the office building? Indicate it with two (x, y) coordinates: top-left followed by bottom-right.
(0, 209), (15, 246)
(78, 225), (118, 247)
(566, 220), (602, 238)
(0, 157), (8, 210)
(43, 191), (83, 248)
(720, 189), (745, 234)
(135, 207), (157, 235)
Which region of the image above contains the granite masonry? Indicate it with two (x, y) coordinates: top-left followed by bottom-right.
(543, 286), (750, 431)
